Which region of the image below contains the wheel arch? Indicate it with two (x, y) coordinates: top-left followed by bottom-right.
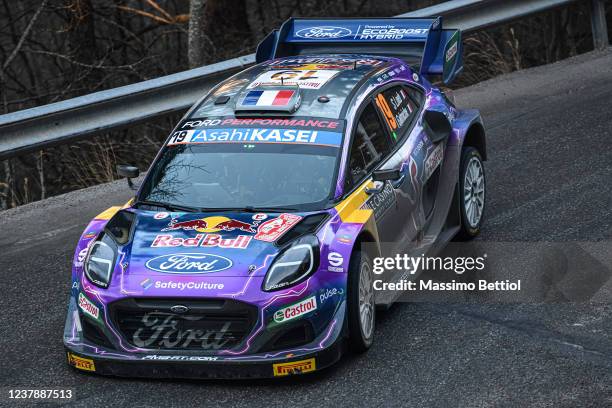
(354, 230), (378, 255)
(463, 121), (487, 161)
(349, 214), (382, 259)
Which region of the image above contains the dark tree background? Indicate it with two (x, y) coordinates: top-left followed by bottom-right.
(0, 0), (608, 209)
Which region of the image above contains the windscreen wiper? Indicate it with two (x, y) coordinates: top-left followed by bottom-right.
(133, 200), (200, 213)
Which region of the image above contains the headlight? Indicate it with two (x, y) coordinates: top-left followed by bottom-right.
(84, 234), (117, 288)
(263, 235), (320, 292)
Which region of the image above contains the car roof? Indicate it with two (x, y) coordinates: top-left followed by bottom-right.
(189, 55), (399, 120)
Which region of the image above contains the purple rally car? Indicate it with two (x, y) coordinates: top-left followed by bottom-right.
(64, 17), (487, 378)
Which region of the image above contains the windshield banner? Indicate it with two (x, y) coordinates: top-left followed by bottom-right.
(168, 117), (345, 147)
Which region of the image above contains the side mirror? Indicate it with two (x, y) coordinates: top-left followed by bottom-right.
(372, 169), (401, 182)
(423, 110), (452, 144)
(117, 165), (139, 190)
(366, 169), (402, 195)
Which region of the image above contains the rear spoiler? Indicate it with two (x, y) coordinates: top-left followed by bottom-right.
(256, 17), (463, 84)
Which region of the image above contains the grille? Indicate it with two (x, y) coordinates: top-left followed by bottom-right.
(110, 298), (257, 351)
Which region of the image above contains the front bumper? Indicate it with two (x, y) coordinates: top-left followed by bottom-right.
(64, 295), (347, 379)
(65, 338), (344, 379)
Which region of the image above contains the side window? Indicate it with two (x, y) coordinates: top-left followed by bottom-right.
(346, 103), (393, 189)
(374, 85), (421, 144)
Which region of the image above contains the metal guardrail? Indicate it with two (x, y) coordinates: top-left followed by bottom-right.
(0, 0), (607, 160)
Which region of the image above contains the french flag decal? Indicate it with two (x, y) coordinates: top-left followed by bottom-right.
(243, 90), (295, 106)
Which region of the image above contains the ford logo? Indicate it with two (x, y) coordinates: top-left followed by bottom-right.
(145, 253), (232, 274)
(170, 305), (189, 314)
(295, 26), (352, 39)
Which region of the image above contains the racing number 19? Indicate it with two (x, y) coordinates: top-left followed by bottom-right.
(375, 94), (397, 130)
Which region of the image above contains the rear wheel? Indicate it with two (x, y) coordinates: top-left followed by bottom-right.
(347, 249), (375, 353)
(457, 146), (485, 240)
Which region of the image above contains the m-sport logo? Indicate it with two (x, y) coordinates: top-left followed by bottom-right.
(145, 253), (232, 274)
(295, 26), (352, 39)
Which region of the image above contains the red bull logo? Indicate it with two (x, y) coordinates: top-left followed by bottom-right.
(215, 219), (256, 233)
(151, 234), (251, 249)
(162, 218), (208, 231)
(162, 216), (257, 234)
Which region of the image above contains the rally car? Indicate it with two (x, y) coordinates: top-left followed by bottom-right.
(64, 17), (486, 378)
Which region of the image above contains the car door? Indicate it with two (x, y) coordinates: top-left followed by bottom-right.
(371, 84), (425, 253)
(344, 101), (402, 257)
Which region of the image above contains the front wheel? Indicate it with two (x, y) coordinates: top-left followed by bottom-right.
(347, 249), (375, 353)
(456, 146), (486, 240)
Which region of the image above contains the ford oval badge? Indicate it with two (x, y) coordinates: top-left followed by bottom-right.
(295, 26), (352, 39)
(145, 253), (233, 274)
(170, 305), (189, 314)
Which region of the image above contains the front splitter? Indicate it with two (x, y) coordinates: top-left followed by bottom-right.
(65, 337), (344, 379)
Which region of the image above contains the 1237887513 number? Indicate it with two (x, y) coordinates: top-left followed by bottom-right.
(5, 388), (74, 401)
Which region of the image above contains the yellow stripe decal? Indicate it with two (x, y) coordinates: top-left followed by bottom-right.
(94, 206), (122, 220)
(122, 198), (134, 208)
(334, 180), (374, 224)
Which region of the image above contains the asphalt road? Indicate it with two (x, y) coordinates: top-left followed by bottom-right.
(1, 48), (611, 407)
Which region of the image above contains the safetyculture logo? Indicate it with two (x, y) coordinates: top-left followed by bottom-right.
(140, 278), (153, 290)
(141, 279), (225, 291)
(145, 253), (232, 274)
(78, 292), (99, 320)
(273, 296), (317, 324)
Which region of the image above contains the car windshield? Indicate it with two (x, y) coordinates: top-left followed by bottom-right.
(139, 119), (344, 211)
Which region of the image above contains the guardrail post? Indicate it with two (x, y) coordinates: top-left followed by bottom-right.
(590, 0), (609, 50)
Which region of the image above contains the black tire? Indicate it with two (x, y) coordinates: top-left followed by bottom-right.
(347, 249), (375, 353)
(456, 146), (485, 241)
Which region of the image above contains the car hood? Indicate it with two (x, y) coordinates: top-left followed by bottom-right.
(122, 210), (308, 284)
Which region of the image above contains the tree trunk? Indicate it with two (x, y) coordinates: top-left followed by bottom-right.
(188, 0), (208, 68)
